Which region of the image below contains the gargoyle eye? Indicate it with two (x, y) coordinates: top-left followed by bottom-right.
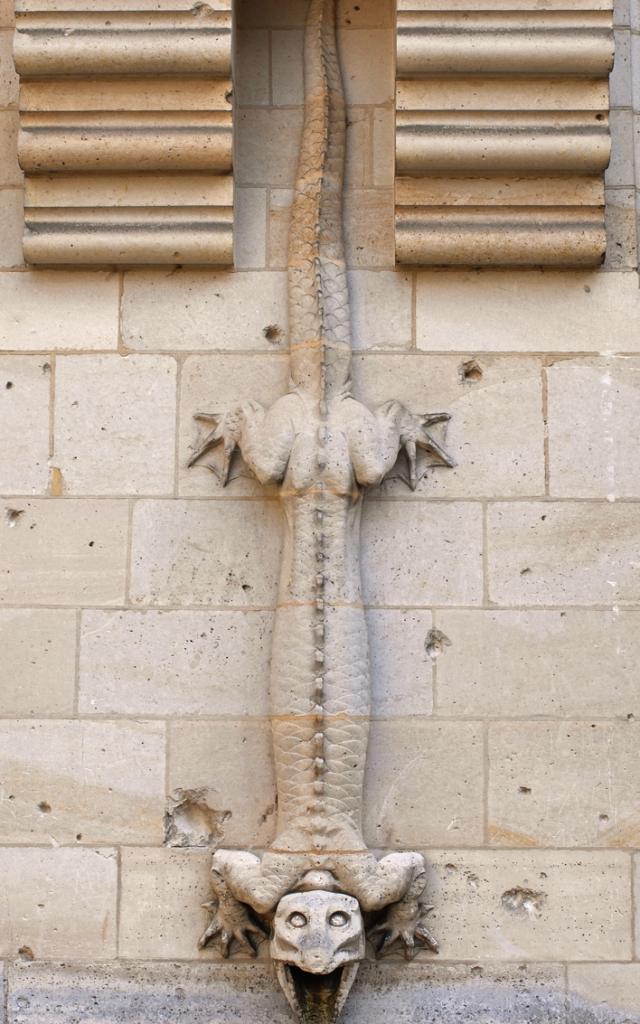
(288, 912), (308, 928)
(329, 911), (349, 927)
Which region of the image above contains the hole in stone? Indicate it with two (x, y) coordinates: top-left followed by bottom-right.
(518, 785), (531, 795)
(5, 381), (13, 389)
(164, 788), (231, 848)
(37, 801), (51, 813)
(425, 629), (451, 661)
(460, 359), (482, 383)
(263, 323), (284, 344)
(18, 946), (34, 961)
(5, 507), (25, 528)
(520, 567), (532, 576)
(501, 887), (546, 919)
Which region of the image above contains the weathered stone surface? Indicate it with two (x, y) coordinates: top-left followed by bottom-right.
(179, 353), (288, 497)
(0, 356), (50, 494)
(0, 271), (119, 351)
(4, 959), (571, 1024)
(0, 847), (117, 959)
(569, 964), (640, 1021)
(0, 189), (23, 268)
(236, 109), (304, 188)
(548, 357), (640, 498)
(130, 499), (282, 607)
(0, 608), (76, 716)
(0, 112), (20, 186)
(487, 502), (640, 605)
(489, 721), (640, 847)
(235, 29), (270, 106)
(234, 187), (267, 269)
(362, 501), (483, 606)
(348, 271), (412, 350)
(0, 499), (128, 605)
(118, 848), (226, 960)
(367, 609), (433, 717)
(425, 849), (631, 961)
(364, 721), (484, 847)
(343, 188), (395, 268)
(0, 28), (17, 105)
(437, 609), (640, 718)
(168, 720), (276, 848)
(606, 110), (635, 187)
(604, 189), (638, 270)
(0, 720), (165, 845)
(355, 354), (545, 497)
(53, 355), (177, 495)
(122, 270), (288, 352)
(416, 271), (640, 353)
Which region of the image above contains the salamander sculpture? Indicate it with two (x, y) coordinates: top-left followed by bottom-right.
(189, 1), (454, 1020)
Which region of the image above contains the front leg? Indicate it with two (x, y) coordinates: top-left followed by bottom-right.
(375, 400), (455, 491)
(368, 868), (439, 960)
(199, 868), (266, 957)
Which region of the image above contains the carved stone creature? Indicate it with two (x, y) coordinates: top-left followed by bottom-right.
(190, 0), (453, 1019)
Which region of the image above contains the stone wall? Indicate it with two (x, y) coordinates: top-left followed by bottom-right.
(1, 0), (640, 1021)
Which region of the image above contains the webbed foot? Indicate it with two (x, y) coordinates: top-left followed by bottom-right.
(188, 400), (263, 485)
(379, 401), (455, 490)
(198, 871), (266, 957)
(368, 900), (439, 960)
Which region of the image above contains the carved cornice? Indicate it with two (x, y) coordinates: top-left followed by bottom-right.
(13, 0), (233, 265)
(395, 0), (615, 266)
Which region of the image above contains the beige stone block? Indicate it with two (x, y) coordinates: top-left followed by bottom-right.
(122, 270), (288, 352)
(0, 498), (128, 605)
(344, 189), (395, 268)
(0, 189), (23, 268)
(339, 30), (394, 105)
(79, 609), (273, 716)
(415, 270), (640, 353)
(611, 29), (633, 107)
(569, 964), (640, 1018)
(489, 721), (640, 848)
(367, 609), (433, 717)
(345, 107), (372, 188)
(364, 721), (483, 848)
(0, 355), (50, 493)
(179, 353), (288, 497)
(130, 499), (282, 607)
(426, 849), (631, 961)
(53, 355), (176, 496)
(348, 270), (413, 350)
(118, 848), (214, 960)
(234, 188), (267, 269)
(604, 188), (638, 269)
(363, 501), (483, 606)
(372, 106), (394, 187)
(0, 608), (76, 716)
(437, 609), (640, 718)
(0, 29), (18, 106)
(236, 0), (393, 29)
(615, 0), (631, 26)
(272, 30), (303, 106)
(267, 188), (294, 269)
(0, 112), (21, 186)
(355, 354), (545, 497)
(548, 357), (640, 497)
(488, 501), (640, 605)
(0, 0), (13, 27)
(169, 720), (276, 848)
(235, 29), (270, 106)
(606, 110), (635, 187)
(236, 108), (303, 187)
(0, 720), (165, 844)
(0, 847), (117, 959)
(0, 271), (119, 351)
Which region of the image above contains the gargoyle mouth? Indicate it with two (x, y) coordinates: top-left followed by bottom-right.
(275, 962), (360, 1024)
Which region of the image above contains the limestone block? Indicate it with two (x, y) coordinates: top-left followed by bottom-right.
(3, 960), (576, 1024)
(437, 609), (640, 718)
(362, 501), (483, 606)
(569, 964), (640, 1021)
(487, 502), (640, 605)
(339, 30), (394, 105)
(0, 499), (128, 605)
(425, 849), (631, 961)
(0, 608), (76, 716)
(234, 188), (267, 269)
(0, 356), (49, 493)
(122, 270), (288, 352)
(179, 353), (288, 497)
(168, 720), (276, 849)
(0, 847), (117, 959)
(130, 499), (282, 607)
(548, 357), (640, 497)
(415, 270), (640, 353)
(372, 107), (394, 188)
(236, 1), (393, 30)
(343, 189), (395, 269)
(611, 29), (632, 106)
(79, 609), (273, 716)
(235, 30), (270, 106)
(0, 271), (118, 351)
(53, 354), (176, 496)
(0, 112), (21, 185)
(604, 188), (638, 269)
(0, 30), (18, 105)
(0, 189), (23, 268)
(0, 720), (165, 845)
(236, 109), (304, 188)
(364, 721), (484, 848)
(348, 271), (413, 350)
(489, 721), (640, 847)
(119, 848), (217, 960)
(0, 0), (13, 26)
(355, 354), (545, 497)
(606, 109), (635, 186)
(367, 609), (433, 717)
(272, 30), (304, 106)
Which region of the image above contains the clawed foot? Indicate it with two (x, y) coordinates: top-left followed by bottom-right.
(381, 401), (455, 490)
(188, 400), (263, 486)
(368, 901), (439, 960)
(198, 872), (266, 957)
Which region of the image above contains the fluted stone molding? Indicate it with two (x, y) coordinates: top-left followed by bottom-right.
(395, 0), (615, 267)
(13, 0), (233, 265)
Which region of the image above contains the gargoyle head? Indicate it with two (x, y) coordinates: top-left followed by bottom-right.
(271, 890), (365, 1023)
